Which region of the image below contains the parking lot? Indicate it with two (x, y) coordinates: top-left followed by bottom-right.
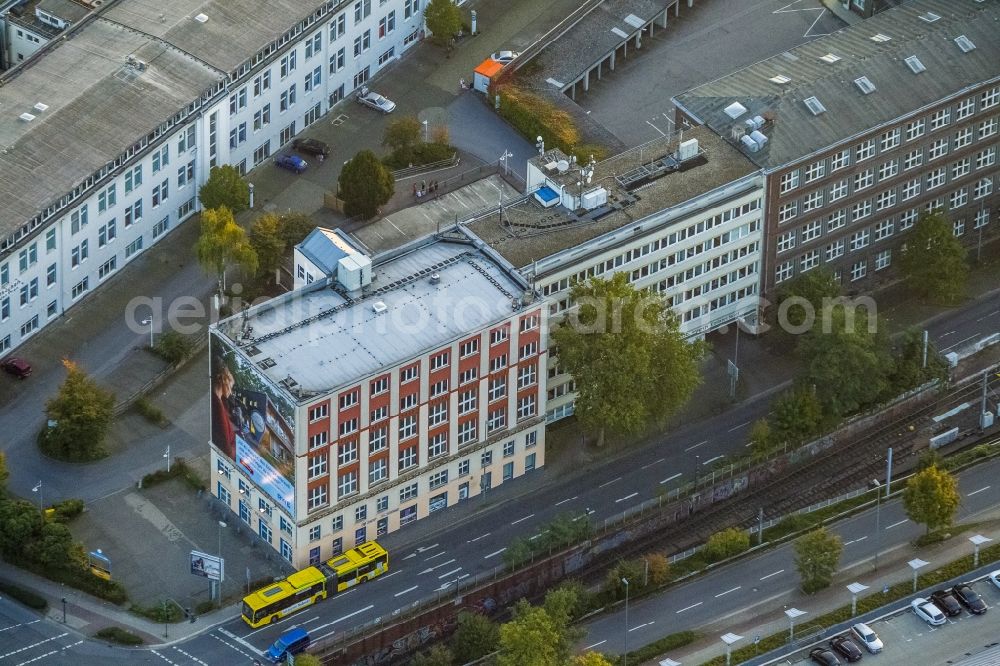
(787, 576), (1000, 665)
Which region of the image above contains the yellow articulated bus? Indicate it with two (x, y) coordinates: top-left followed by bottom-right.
(242, 540), (389, 628)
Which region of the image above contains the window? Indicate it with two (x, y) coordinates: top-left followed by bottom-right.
(330, 12), (346, 40)
(124, 200), (142, 227)
(779, 170), (800, 194)
(774, 261), (792, 283)
(906, 118), (925, 141)
(309, 430), (328, 449)
(954, 127), (973, 150)
(491, 327), (510, 345)
(151, 180), (168, 207)
(825, 239), (845, 262)
(369, 426), (387, 453)
(124, 165), (142, 194)
(400, 392), (418, 413)
(280, 51), (297, 78)
(974, 177), (993, 200)
(899, 208), (918, 230)
(928, 138), (949, 161)
(829, 179), (848, 202)
(71, 240), (88, 267)
(804, 161), (825, 183)
(927, 167), (946, 190)
(399, 414), (417, 440)
(429, 470), (448, 490)
(503, 462), (514, 481)
(878, 159), (898, 181)
(902, 178), (921, 201)
(459, 367), (478, 385)
(978, 116), (999, 140)
(481, 450), (493, 466)
(18, 244), (37, 272)
(954, 218), (966, 236)
(801, 220), (821, 243)
(458, 419), (477, 445)
(517, 395), (536, 420)
(955, 97), (975, 121)
(339, 418), (358, 436)
(430, 351), (449, 370)
(850, 260), (867, 281)
(253, 104), (271, 131)
(308, 485), (328, 510)
(430, 379), (449, 398)
(930, 108), (951, 131)
(279, 85), (297, 112)
(520, 314), (539, 332)
(874, 219), (894, 241)
(339, 390), (359, 410)
(849, 228), (870, 251)
(70, 205), (88, 234)
(831, 149), (850, 171)
(125, 237), (143, 259)
(982, 86), (1000, 109)
(370, 405), (388, 423)
(778, 202), (797, 223)
(46, 263), (56, 287)
(975, 207), (990, 229)
(369, 457), (388, 485)
(802, 190), (823, 212)
(526, 431), (537, 448)
(151, 146), (169, 174)
(777, 230), (796, 253)
(904, 149), (923, 171)
(305, 31), (323, 58)
(502, 440), (515, 457)
(428, 432), (448, 458)
(331, 515), (343, 532)
(458, 389), (478, 414)
(309, 525), (322, 542)
(400, 365), (419, 383)
(799, 250), (819, 272)
(458, 459), (470, 476)
(404, 0), (420, 19)
(517, 363), (537, 389)
(98, 257), (116, 280)
(880, 128), (901, 151)
(178, 125), (195, 153)
(875, 189), (896, 211)
(519, 341), (538, 359)
(854, 169), (874, 191)
(851, 199), (872, 221)
(489, 354), (507, 373)
(97, 184), (116, 213)
(950, 188), (968, 209)
(330, 47), (346, 74)
(855, 138), (875, 162)
(487, 408), (506, 432)
(428, 401), (448, 426)
(399, 483), (418, 502)
(371, 376), (389, 395)
(308, 453), (328, 479)
(459, 338), (479, 357)
(953, 157), (971, 179)
(976, 147), (996, 170)
(874, 249), (891, 271)
(399, 445), (417, 471)
(338, 471), (358, 497)
(488, 376), (506, 402)
(18, 278), (37, 305)
(309, 404), (329, 422)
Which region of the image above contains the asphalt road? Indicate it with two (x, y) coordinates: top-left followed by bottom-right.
(576, 455), (1000, 654)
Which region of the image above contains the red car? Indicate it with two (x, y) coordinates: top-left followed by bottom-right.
(0, 356), (32, 378)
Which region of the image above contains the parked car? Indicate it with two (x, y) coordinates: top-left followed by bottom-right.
(356, 86), (396, 113)
(274, 154), (308, 174)
(267, 627), (310, 663)
(911, 597), (947, 626)
(930, 589), (963, 616)
(809, 647), (842, 666)
(490, 50), (520, 64)
(0, 356), (31, 378)
(829, 635), (863, 662)
(292, 137), (330, 158)
(990, 570), (1000, 590)
(850, 623), (883, 654)
(951, 583), (988, 614)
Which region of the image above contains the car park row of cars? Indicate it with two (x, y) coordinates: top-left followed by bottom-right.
(809, 575), (998, 664)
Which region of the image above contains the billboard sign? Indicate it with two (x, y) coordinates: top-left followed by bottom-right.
(210, 333), (297, 515)
(190, 550), (224, 582)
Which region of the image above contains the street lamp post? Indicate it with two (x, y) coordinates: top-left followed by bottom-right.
(141, 317), (154, 348)
(32, 481), (43, 515)
(622, 578), (630, 666)
(872, 479), (882, 571)
(217, 520), (227, 601)
(422, 119), (429, 142)
(248, 182), (255, 209)
(164, 444), (171, 474)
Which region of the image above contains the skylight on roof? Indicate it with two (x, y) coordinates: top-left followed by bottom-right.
(724, 101), (748, 119)
(854, 76), (876, 95)
(803, 96), (826, 116)
(918, 11), (941, 23)
(769, 74), (791, 84)
(870, 33), (892, 43)
(904, 55), (926, 74)
(820, 53), (841, 64)
(954, 35), (976, 53)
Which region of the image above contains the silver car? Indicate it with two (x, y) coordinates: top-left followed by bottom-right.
(911, 597), (947, 626)
(356, 86), (396, 113)
(850, 622), (883, 653)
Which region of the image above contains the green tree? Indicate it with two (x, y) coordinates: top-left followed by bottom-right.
(451, 612), (499, 664)
(903, 464), (961, 535)
(424, 0), (462, 45)
(411, 645), (454, 666)
(797, 305), (894, 417)
(768, 387), (824, 446)
(605, 559), (645, 599)
(249, 213), (287, 278)
(645, 553), (671, 586)
(0, 452), (8, 496)
(382, 115), (422, 152)
(502, 536), (533, 568)
(703, 528), (751, 563)
(542, 586), (583, 664)
(748, 418), (774, 460)
(0, 499), (42, 560)
(25, 522), (85, 570)
(41, 360), (116, 461)
(552, 274), (704, 446)
(194, 206), (259, 289)
(573, 654), (615, 666)
(900, 210), (968, 304)
(198, 165), (250, 213)
(794, 527), (843, 593)
(278, 212), (316, 248)
(890, 328), (948, 392)
(498, 601), (561, 666)
(338, 150), (394, 219)
(151, 330), (195, 364)
(775, 267), (841, 333)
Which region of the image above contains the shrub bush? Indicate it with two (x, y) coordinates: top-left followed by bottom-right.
(151, 331), (195, 364)
(495, 85), (608, 164)
(195, 600), (216, 615)
(95, 626), (143, 645)
(51, 498), (85, 523)
(135, 397), (168, 427)
(702, 528), (751, 563)
(141, 458), (203, 492)
(623, 630), (698, 664)
(0, 581), (48, 610)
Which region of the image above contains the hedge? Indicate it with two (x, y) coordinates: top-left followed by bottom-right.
(0, 581), (48, 610)
(95, 626), (144, 645)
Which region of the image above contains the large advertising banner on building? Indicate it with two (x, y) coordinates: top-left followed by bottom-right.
(210, 333), (296, 515)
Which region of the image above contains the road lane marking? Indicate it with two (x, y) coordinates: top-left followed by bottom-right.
(468, 533), (491, 543)
(0, 620), (40, 634)
(684, 440), (707, 452)
(484, 547), (507, 558)
(616, 492), (639, 503)
(425, 551), (447, 560)
(715, 586), (741, 598)
(313, 604), (376, 640)
(511, 514), (535, 525)
(211, 632), (257, 660)
(641, 458), (666, 470)
(629, 621), (655, 632)
(151, 652), (177, 665)
(555, 496), (578, 506)
(676, 602), (703, 614)
(0, 634), (68, 660)
(438, 567), (463, 579)
(16, 640), (84, 666)
(419, 559), (456, 574)
(885, 519), (908, 530)
(599, 477), (623, 488)
(843, 536), (868, 546)
(660, 473), (682, 485)
(395, 585), (419, 597)
(728, 421), (750, 432)
(940, 330), (956, 337)
(583, 640), (607, 650)
(172, 647), (208, 666)
(976, 310), (1000, 322)
(402, 543), (440, 560)
(702, 455), (724, 465)
(296, 615), (322, 627)
(218, 628), (265, 656)
(760, 569), (784, 580)
(968, 486), (991, 496)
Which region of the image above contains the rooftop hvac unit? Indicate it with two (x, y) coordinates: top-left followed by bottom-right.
(677, 138), (699, 161)
(429, 273), (441, 284)
(33, 102), (48, 113)
(749, 130), (768, 148)
(338, 254), (372, 291)
(556, 159), (570, 173)
(580, 187), (608, 210)
(372, 301), (388, 314)
(751, 115), (765, 130)
(543, 161), (559, 174)
(740, 135), (760, 153)
(19, 113), (35, 122)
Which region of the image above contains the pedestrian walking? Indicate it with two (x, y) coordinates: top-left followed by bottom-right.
(412, 183), (417, 197)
